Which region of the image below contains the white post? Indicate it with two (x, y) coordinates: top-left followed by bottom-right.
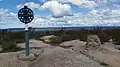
(25, 24), (29, 31)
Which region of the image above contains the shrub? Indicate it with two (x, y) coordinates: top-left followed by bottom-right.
(1, 41), (22, 52)
(60, 33), (71, 42)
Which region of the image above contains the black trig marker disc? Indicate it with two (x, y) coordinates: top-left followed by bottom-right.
(18, 6), (34, 24)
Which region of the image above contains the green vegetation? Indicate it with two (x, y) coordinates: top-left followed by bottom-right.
(0, 29), (120, 52)
(0, 31), (23, 52)
(0, 41), (21, 52)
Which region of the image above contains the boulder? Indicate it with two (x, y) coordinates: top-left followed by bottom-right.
(108, 39), (113, 42)
(108, 39), (114, 44)
(40, 35), (61, 44)
(86, 35), (101, 48)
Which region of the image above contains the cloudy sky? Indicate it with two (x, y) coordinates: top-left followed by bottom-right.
(0, 0), (120, 29)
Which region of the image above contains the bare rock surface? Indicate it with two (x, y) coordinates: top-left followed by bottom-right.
(1, 39), (120, 67)
(0, 52), (31, 67)
(86, 48), (120, 67)
(72, 42), (120, 67)
(0, 49), (44, 67)
(29, 47), (103, 67)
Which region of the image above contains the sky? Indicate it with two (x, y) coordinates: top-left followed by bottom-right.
(0, 0), (120, 29)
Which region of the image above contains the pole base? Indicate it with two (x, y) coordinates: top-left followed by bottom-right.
(18, 53), (37, 61)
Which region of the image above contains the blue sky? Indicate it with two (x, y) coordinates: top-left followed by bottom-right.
(0, 0), (120, 16)
(0, 0), (120, 29)
(0, 0), (23, 13)
(0, 0), (88, 16)
(0, 0), (48, 16)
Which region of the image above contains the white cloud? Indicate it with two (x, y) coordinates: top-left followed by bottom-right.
(113, 4), (120, 8)
(40, 0), (47, 2)
(9, 12), (17, 16)
(48, 0), (120, 11)
(89, 8), (120, 16)
(48, 0), (98, 10)
(16, 1), (73, 17)
(0, 8), (8, 16)
(1, 0), (120, 29)
(0, 8), (17, 17)
(78, 0), (98, 10)
(66, 0), (98, 10)
(41, 1), (73, 18)
(17, 2), (42, 10)
(1, 11), (120, 29)
(0, 11), (24, 29)
(16, 4), (22, 9)
(89, 8), (111, 15)
(29, 9), (120, 27)
(31, 12), (120, 28)
(111, 9), (120, 15)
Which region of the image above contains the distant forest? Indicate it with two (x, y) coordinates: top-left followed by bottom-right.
(0, 29), (120, 43)
(0, 29), (120, 52)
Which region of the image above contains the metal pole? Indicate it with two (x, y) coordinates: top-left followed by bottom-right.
(25, 24), (30, 56)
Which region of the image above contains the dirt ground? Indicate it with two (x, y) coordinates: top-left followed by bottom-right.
(0, 40), (120, 67)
